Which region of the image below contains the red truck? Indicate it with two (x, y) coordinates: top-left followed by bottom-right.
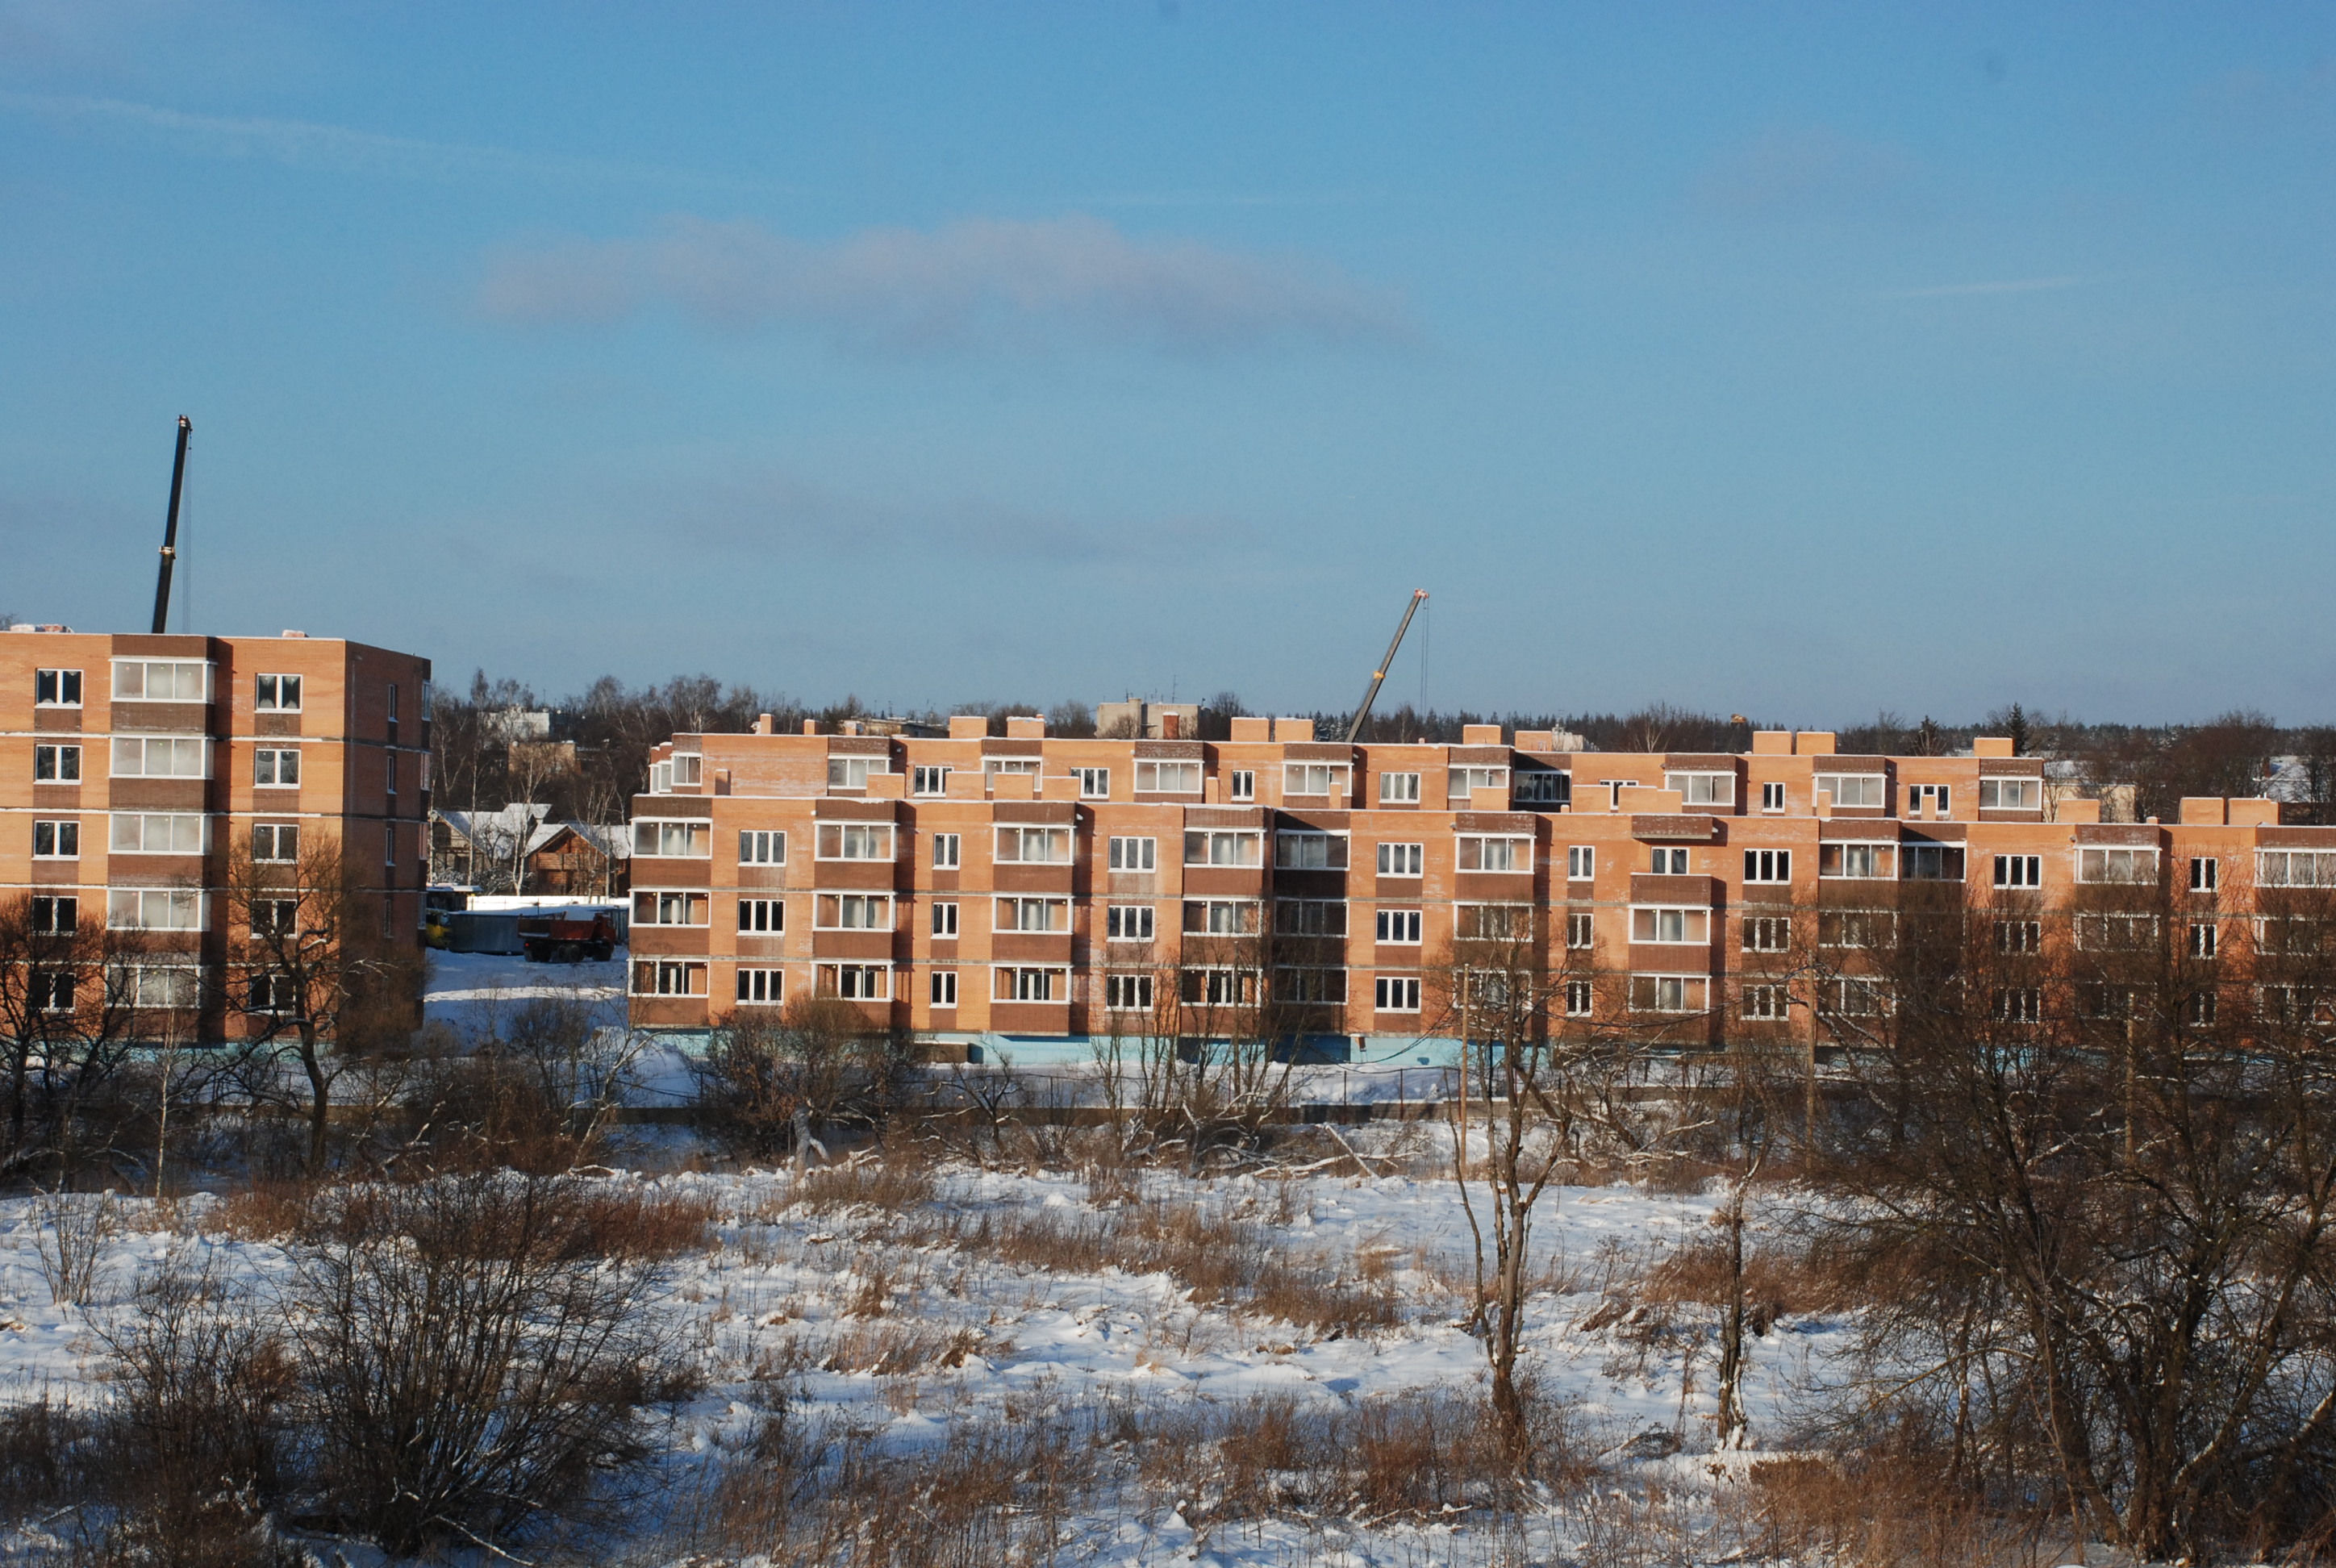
(518, 911), (619, 964)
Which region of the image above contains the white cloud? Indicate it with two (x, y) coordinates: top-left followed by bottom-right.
(477, 214), (1412, 356)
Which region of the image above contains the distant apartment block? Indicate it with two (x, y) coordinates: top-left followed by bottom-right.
(624, 714), (2336, 1053)
(0, 627), (432, 1038)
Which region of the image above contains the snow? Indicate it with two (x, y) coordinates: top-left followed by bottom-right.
(0, 1157), (1856, 1565)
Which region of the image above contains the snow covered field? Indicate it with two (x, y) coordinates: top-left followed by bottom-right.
(0, 1153), (1853, 1566)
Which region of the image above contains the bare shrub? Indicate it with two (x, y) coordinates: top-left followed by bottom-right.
(0, 1393), (98, 1529)
(693, 997), (917, 1160)
(200, 1177), (321, 1242)
(31, 1188), (119, 1306)
(1741, 1445), (2016, 1568)
(790, 1141), (939, 1215)
(285, 1170), (689, 1558)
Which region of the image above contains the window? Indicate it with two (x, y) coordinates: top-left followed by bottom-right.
(1074, 767), (1111, 799)
(31, 972), (74, 1013)
(2077, 914), (2157, 952)
(932, 833), (962, 869)
(636, 890), (711, 926)
(111, 660), (209, 702)
(1378, 842), (1424, 876)
(1458, 903), (1532, 940)
(2263, 986), (2331, 1026)
(820, 965), (889, 1000)
(739, 899), (784, 933)
(996, 825), (1070, 863)
(1276, 899), (1346, 936)
(1228, 769), (1256, 802)
(106, 890), (203, 930)
(1107, 904), (1154, 940)
(112, 813), (203, 854)
(254, 673), (302, 711)
(1565, 980), (1593, 1017)
(1994, 988), (2042, 1024)
(912, 765), (951, 796)
(1274, 832), (1349, 869)
(1106, 974), (1153, 1011)
(995, 896), (1066, 932)
(738, 968), (784, 1004)
(113, 966), (198, 1009)
(649, 761), (674, 794)
(1566, 846), (1595, 881)
(1566, 912), (1594, 949)
(740, 830), (786, 865)
(1135, 761), (1201, 793)
(386, 683), (398, 734)
(636, 820), (714, 857)
(2078, 847), (2156, 884)
(1630, 975), (1706, 1014)
(1284, 763), (1348, 796)
(1181, 968), (1257, 1007)
(2259, 851), (2336, 887)
(111, 736), (209, 778)
(1902, 783), (1949, 816)
(1815, 774), (1885, 808)
(1819, 842), (1895, 879)
(1457, 836), (1529, 872)
(815, 894), (894, 930)
(1742, 915), (1791, 953)
(1978, 778), (2042, 811)
(254, 749), (301, 786)
(31, 896), (77, 935)
(828, 755), (890, 789)
(913, 898), (952, 938)
(1994, 854), (2042, 889)
(33, 744), (81, 782)
(1515, 770), (1571, 805)
(1380, 772), (1421, 804)
(2190, 857), (2218, 892)
(1742, 984), (1787, 1020)
(1377, 909), (1422, 944)
(2078, 985), (2135, 1021)
(1650, 847), (1690, 875)
(634, 960), (709, 997)
(31, 820), (78, 858)
(252, 899), (299, 936)
(2185, 990), (2218, 1027)
(983, 757), (1041, 780)
(1819, 910), (1894, 949)
(1761, 782), (1786, 812)
(815, 823), (895, 861)
(1274, 967), (1347, 1004)
(1666, 773), (1733, 807)
(1374, 976), (1421, 1011)
(2189, 922), (2217, 959)
(1901, 844), (1965, 881)
(1820, 978), (1891, 1018)
(1631, 907), (1709, 945)
(995, 966), (1063, 1002)
(386, 753), (398, 800)
(1996, 920), (2042, 954)
(34, 669), (81, 707)
(1742, 849), (1792, 883)
(1108, 836), (1157, 872)
(1184, 830), (1261, 867)
(930, 970), (958, 1006)
(1183, 899), (1260, 935)
(1449, 765), (1508, 799)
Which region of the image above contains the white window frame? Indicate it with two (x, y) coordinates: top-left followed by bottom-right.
(1742, 849), (1792, 884)
(819, 963), (891, 1001)
(1105, 973), (1154, 1011)
(736, 967), (784, 1005)
(2189, 921), (2217, 959)
(633, 959), (709, 997)
(912, 765), (952, 797)
(828, 755), (891, 790)
(110, 736), (211, 779)
(740, 830), (787, 865)
(1819, 841), (1896, 880)
(1650, 847), (1690, 874)
(1815, 774), (1886, 809)
(995, 825), (1070, 864)
(1666, 772), (1733, 807)
(994, 895), (1068, 933)
(930, 970), (958, 1007)
(1760, 782), (1786, 812)
(1629, 974), (1707, 1014)
(1275, 899), (1347, 937)
(1514, 769), (1570, 805)
(2076, 912), (2158, 952)
(982, 757), (1041, 780)
(1274, 830), (1349, 870)
(1376, 908), (1423, 944)
(254, 673), (302, 712)
(1456, 835), (1530, 873)
(2258, 850), (2336, 887)
(111, 813), (206, 854)
(813, 893), (895, 931)
(637, 819), (714, 858)
(1905, 782), (1950, 815)
(1283, 762), (1349, 797)
(2190, 857), (2218, 891)
(33, 744), (81, 782)
(1564, 979), (1593, 1017)
(1107, 904), (1154, 941)
(1994, 853), (2042, 889)
(1374, 975), (1421, 1012)
(111, 659), (211, 703)
(1228, 769), (1256, 802)
(112, 964), (200, 1009)
(1566, 911), (1594, 949)
(1134, 760), (1202, 794)
(1183, 898), (1261, 936)
(1458, 903), (1533, 940)
(1073, 766), (1111, 799)
(31, 819), (80, 859)
(106, 888), (206, 931)
(738, 898), (784, 933)
(1978, 778), (2042, 811)
(1566, 845), (1595, 881)
(1377, 841), (1424, 877)
(34, 668), (82, 707)
(932, 900), (959, 936)
(1742, 915), (1791, 953)
(2078, 847), (2157, 885)
(30, 895), (77, 936)
(1996, 920), (2043, 954)
(932, 832), (962, 869)
(252, 823), (298, 863)
(1741, 983), (1788, 1020)
(1900, 844), (1965, 882)
(1630, 906), (1709, 945)
(636, 890), (711, 927)
(1183, 829), (1262, 867)
(1108, 836), (1157, 872)
(1379, 771), (1421, 804)
(993, 965), (1068, 1003)
(1448, 765), (1508, 799)
(814, 823), (895, 861)
(254, 748), (301, 787)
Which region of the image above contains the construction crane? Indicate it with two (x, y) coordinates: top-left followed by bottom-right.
(150, 416), (192, 635)
(1342, 589), (1429, 744)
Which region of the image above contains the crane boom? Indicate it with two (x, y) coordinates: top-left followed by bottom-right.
(1343, 589), (1429, 744)
(150, 416), (192, 635)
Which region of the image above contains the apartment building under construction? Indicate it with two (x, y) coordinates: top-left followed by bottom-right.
(624, 713), (2336, 1058)
(0, 626), (433, 1039)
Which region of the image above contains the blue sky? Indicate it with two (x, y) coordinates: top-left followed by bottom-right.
(4, 3), (2333, 724)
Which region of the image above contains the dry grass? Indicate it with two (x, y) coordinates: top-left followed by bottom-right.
(1740, 1450), (2026, 1568)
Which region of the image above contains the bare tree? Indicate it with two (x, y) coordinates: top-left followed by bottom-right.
(0, 892), (155, 1182)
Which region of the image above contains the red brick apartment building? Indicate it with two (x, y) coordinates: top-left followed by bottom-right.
(624, 714), (2336, 1057)
(0, 627), (432, 1039)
